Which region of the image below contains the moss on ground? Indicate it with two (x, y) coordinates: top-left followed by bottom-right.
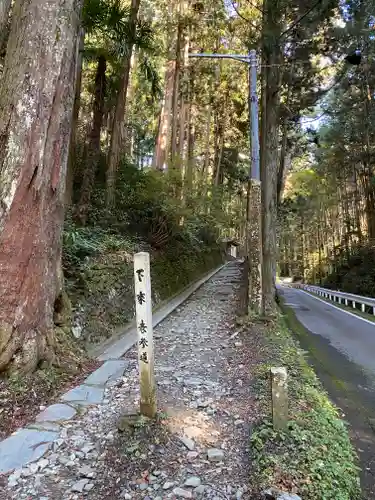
(151, 248), (223, 300)
(249, 311), (361, 500)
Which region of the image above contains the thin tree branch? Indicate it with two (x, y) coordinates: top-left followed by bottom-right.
(280, 0), (322, 39)
(229, 0), (258, 30)
(300, 111), (328, 124)
(242, 0), (265, 15)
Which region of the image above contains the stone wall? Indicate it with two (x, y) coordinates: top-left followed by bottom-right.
(67, 247), (225, 349)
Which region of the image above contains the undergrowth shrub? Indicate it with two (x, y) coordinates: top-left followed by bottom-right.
(250, 316), (361, 500)
(323, 242), (375, 296)
(62, 160), (229, 345)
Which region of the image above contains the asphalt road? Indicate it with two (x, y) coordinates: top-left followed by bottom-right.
(281, 286), (375, 374)
(278, 285), (375, 499)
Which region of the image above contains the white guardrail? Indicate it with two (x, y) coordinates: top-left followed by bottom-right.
(297, 284), (375, 315)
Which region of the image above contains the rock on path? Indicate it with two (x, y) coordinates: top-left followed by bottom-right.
(3, 262), (256, 499)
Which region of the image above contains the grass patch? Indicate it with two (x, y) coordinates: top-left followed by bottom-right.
(249, 312), (361, 499)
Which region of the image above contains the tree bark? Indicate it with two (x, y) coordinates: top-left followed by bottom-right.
(198, 102), (212, 203)
(76, 55), (107, 224)
(152, 5), (180, 171)
(203, 103), (212, 177)
(214, 133), (224, 186)
(277, 121), (292, 207)
(261, 0), (282, 314)
(106, 0), (141, 206)
(0, 0), (82, 373)
(178, 97), (186, 158)
(353, 166), (362, 242)
(213, 89), (227, 187)
(170, 16), (184, 162)
(185, 104), (195, 198)
(0, 0), (11, 57)
(152, 60), (175, 170)
(65, 27), (85, 207)
(122, 53), (137, 159)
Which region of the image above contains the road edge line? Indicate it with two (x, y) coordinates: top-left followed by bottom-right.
(298, 289), (375, 327)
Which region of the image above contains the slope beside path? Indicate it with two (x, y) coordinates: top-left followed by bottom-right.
(2, 261), (261, 500)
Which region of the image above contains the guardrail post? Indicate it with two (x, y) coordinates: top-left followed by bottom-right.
(308, 286), (375, 315)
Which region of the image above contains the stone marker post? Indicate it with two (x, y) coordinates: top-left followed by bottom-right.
(134, 252), (157, 418)
(270, 367), (288, 431)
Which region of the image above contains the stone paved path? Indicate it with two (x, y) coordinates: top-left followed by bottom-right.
(2, 261), (257, 500)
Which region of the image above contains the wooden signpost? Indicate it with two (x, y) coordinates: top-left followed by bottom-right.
(134, 252), (157, 418)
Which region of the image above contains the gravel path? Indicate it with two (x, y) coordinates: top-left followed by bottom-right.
(2, 261), (258, 500)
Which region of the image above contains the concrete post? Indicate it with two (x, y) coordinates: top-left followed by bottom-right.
(246, 50), (263, 315)
(271, 367), (288, 431)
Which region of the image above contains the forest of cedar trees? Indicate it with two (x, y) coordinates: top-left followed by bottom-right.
(0, 0), (374, 374)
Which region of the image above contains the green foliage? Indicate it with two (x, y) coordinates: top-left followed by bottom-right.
(7, 367), (63, 397)
(63, 160), (226, 346)
(63, 221), (136, 273)
(82, 0), (129, 35)
(323, 242), (375, 296)
(63, 222), (223, 345)
(151, 247), (222, 300)
(279, 0), (375, 288)
(250, 316), (361, 500)
(86, 160), (232, 251)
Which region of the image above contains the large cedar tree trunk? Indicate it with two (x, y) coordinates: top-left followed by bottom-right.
(261, 0), (281, 314)
(277, 120), (288, 206)
(76, 55), (107, 224)
(66, 27), (85, 206)
(152, 1), (183, 172)
(170, 18), (183, 161)
(106, 0), (141, 206)
(185, 89), (195, 199)
(122, 53), (137, 158)
(0, 0), (82, 373)
(152, 60), (175, 170)
(199, 103), (212, 209)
